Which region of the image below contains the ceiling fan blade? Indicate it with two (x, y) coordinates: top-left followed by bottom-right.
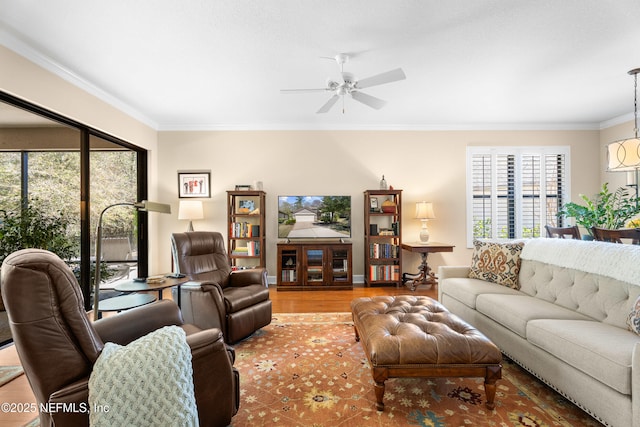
(280, 88), (328, 94)
(350, 91), (386, 110)
(316, 95), (340, 113)
(355, 68), (406, 89)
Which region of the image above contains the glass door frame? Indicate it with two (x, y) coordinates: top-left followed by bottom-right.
(0, 91), (149, 310)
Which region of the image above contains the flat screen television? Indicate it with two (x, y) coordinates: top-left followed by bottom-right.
(278, 195), (351, 239)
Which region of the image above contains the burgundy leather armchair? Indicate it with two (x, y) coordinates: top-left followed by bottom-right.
(0, 249), (239, 427)
(171, 231), (272, 343)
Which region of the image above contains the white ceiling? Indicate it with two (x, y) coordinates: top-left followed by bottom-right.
(1, 0), (640, 130)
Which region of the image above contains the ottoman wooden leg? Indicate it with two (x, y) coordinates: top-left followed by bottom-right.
(372, 367), (388, 411)
(484, 365), (502, 410)
(374, 381), (385, 411)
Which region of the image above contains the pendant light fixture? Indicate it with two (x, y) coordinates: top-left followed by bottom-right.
(607, 68), (640, 193)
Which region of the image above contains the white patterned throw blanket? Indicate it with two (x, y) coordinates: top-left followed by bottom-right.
(521, 238), (640, 286)
(88, 326), (198, 426)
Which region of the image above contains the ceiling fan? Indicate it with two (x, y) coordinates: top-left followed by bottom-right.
(280, 53), (406, 114)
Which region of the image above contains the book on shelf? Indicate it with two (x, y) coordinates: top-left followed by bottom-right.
(281, 270), (297, 282)
(368, 264), (400, 281)
(369, 243), (400, 259)
(378, 228), (395, 236)
(232, 241), (260, 256)
(332, 259), (348, 272)
(230, 222), (260, 238)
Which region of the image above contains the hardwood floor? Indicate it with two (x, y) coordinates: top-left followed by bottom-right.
(270, 283), (437, 312)
(0, 284), (437, 426)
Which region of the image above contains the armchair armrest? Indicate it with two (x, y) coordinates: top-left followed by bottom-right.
(48, 377), (90, 427)
(93, 300), (184, 345)
(229, 267), (267, 287)
(48, 328), (240, 427)
(188, 328), (240, 424)
(176, 281), (226, 331)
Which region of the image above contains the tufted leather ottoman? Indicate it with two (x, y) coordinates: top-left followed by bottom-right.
(351, 295), (502, 411)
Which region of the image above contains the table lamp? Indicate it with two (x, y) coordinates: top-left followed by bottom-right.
(93, 200), (171, 320)
(415, 201), (435, 242)
(178, 200), (204, 231)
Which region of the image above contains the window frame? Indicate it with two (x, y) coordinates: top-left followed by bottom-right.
(466, 146), (571, 247)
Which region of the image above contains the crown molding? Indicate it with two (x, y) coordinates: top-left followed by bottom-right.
(158, 122), (602, 132)
(1, 25), (157, 130)
(599, 112), (634, 130)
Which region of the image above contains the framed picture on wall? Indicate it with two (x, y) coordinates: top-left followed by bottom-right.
(178, 171), (211, 198)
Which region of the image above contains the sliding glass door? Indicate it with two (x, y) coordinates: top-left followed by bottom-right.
(0, 93), (147, 313)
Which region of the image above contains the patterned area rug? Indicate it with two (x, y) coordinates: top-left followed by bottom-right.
(0, 365), (23, 387)
(232, 312), (603, 427)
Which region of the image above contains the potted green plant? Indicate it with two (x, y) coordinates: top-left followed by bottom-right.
(558, 183), (640, 238)
(0, 201), (114, 284)
(0, 202), (78, 263)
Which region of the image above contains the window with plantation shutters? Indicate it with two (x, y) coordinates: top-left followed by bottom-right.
(466, 146), (570, 247)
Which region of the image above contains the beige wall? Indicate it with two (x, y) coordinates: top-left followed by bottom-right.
(157, 130), (600, 281)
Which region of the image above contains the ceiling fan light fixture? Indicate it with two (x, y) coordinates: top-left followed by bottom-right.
(281, 52), (406, 114)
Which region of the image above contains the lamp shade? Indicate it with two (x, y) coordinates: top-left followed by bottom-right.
(135, 200), (171, 214)
(415, 201), (435, 219)
(178, 200), (204, 220)
(607, 138), (640, 171)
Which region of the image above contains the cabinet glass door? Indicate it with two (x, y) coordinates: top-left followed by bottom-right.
(305, 249), (324, 283)
(280, 249), (298, 283)
(331, 248), (349, 283)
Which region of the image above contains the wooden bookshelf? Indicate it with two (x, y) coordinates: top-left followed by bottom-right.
(364, 189), (402, 287)
(227, 190), (266, 268)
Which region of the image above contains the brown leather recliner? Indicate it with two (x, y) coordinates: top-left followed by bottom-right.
(171, 231), (272, 343)
(0, 249), (239, 427)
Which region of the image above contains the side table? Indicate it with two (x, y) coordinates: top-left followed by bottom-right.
(97, 293), (157, 318)
(400, 242), (455, 291)
(114, 275), (188, 306)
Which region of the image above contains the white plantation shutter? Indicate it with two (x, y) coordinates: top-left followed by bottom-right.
(466, 147), (570, 247)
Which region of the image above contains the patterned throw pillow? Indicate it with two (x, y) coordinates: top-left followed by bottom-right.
(628, 295), (640, 335)
(468, 240), (525, 289)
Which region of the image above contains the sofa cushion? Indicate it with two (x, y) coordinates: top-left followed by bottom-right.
(468, 240), (524, 289)
(439, 277), (522, 309)
(628, 295), (640, 335)
(475, 294), (591, 338)
(518, 259), (638, 329)
(527, 319), (636, 395)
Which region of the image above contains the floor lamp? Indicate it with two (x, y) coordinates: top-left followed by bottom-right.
(93, 200), (171, 321)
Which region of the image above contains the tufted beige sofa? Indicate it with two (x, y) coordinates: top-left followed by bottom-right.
(438, 238), (640, 427)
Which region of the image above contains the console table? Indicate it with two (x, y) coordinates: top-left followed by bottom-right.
(277, 241), (352, 290)
(400, 242), (455, 291)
